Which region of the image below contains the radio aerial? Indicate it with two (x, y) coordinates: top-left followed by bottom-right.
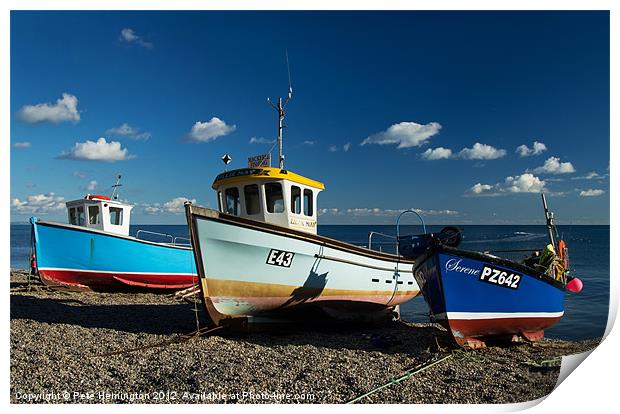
(267, 50), (294, 170)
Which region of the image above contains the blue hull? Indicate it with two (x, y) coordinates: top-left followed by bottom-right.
(414, 246), (565, 346)
(31, 218), (198, 290)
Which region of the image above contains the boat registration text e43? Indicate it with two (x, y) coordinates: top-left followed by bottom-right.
(479, 265), (521, 290)
(266, 249), (294, 267)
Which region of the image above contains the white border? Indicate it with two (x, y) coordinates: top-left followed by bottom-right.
(3, 1), (617, 413)
(38, 267), (196, 276)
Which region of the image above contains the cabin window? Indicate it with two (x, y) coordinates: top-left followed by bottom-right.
(217, 191), (222, 213)
(69, 208), (77, 225)
(225, 187), (240, 215)
(244, 184), (260, 215)
(304, 189), (314, 216)
(76, 206), (86, 226)
(88, 205), (100, 225)
(265, 182), (284, 213)
(291, 186), (302, 214)
(109, 207), (123, 225)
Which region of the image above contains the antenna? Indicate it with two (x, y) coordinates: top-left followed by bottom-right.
(286, 49), (293, 101)
(267, 51), (293, 170)
(111, 174), (122, 200)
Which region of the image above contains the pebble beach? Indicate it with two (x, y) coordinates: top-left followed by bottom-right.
(10, 269), (600, 404)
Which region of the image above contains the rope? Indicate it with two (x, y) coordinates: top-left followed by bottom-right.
(346, 354), (453, 404)
(95, 325), (224, 358)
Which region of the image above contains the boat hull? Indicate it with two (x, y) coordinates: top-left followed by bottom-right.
(414, 246), (565, 347)
(31, 218), (198, 291)
(186, 206), (419, 326)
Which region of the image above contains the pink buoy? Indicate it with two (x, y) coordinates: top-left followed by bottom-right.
(566, 277), (583, 293)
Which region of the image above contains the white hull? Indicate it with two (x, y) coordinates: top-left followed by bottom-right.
(187, 206), (419, 325)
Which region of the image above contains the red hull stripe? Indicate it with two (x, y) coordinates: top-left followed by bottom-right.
(448, 316), (563, 338)
(39, 269), (198, 290)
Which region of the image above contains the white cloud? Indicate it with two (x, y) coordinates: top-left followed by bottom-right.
(579, 189), (605, 197)
(458, 143), (506, 160)
(186, 117), (236, 143)
(516, 141), (547, 157)
(346, 208), (458, 217)
(361, 121), (442, 149)
(532, 156), (576, 175)
(17, 93), (80, 124)
(106, 123), (151, 140)
(86, 180), (98, 191)
(421, 147), (452, 160)
(163, 197), (195, 213)
(11, 193), (66, 215)
(470, 183), (495, 195)
(144, 205), (161, 214)
(571, 171), (607, 180)
(120, 28), (153, 48)
(13, 142), (31, 148)
(329, 143), (352, 152)
(468, 173), (546, 196)
(249, 137), (275, 145)
(59, 138), (133, 162)
(504, 174), (546, 193)
(142, 197), (196, 214)
(318, 208), (340, 216)
(302, 140), (316, 146)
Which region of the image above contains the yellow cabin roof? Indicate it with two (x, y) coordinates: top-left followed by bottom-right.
(212, 167), (325, 190)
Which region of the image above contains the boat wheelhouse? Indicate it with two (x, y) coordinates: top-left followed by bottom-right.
(65, 194), (132, 236)
(30, 178), (198, 291)
(212, 167), (323, 235)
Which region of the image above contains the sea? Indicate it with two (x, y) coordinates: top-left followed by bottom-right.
(10, 223), (609, 341)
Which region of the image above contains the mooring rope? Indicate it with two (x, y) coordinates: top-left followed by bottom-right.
(346, 353), (453, 404)
(95, 325), (224, 358)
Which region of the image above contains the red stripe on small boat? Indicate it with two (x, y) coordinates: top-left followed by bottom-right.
(39, 269), (198, 291)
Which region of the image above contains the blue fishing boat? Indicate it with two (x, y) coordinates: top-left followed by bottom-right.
(30, 177), (198, 291)
(413, 194), (583, 348)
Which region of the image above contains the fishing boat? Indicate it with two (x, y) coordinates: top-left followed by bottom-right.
(29, 177), (198, 291)
(184, 88), (426, 327)
(413, 194), (583, 348)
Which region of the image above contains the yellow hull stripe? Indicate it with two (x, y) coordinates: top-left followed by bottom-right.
(202, 277), (418, 298)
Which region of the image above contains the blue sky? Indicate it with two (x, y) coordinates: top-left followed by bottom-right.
(10, 11), (610, 224)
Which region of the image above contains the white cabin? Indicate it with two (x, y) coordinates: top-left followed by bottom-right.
(212, 167), (324, 235)
(65, 195), (133, 236)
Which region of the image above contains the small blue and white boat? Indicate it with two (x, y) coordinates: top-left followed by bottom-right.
(413, 194), (583, 348)
(30, 178), (198, 291)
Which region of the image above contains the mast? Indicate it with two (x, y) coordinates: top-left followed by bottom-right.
(268, 51), (293, 170)
(111, 175), (122, 200)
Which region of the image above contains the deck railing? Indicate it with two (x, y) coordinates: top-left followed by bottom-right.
(136, 230), (191, 246)
(367, 231), (397, 253)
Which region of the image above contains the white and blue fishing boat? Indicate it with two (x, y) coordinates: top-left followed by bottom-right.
(413, 194), (583, 348)
(30, 177), (198, 291)
(184, 90), (423, 327)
